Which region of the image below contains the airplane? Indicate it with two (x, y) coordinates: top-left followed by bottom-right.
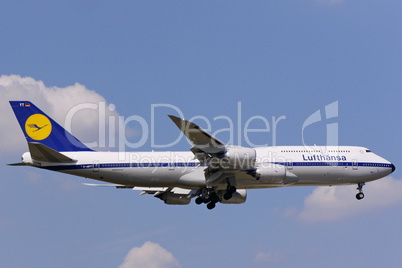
(9, 101), (395, 210)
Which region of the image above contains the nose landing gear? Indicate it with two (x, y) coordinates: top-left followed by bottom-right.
(356, 182), (365, 200)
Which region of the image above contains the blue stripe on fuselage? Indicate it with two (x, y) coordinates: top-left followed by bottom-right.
(40, 161), (393, 171)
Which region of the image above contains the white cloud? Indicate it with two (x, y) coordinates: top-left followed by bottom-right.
(0, 74), (122, 155)
(255, 251), (284, 263)
(299, 177), (402, 222)
(119, 241), (181, 268)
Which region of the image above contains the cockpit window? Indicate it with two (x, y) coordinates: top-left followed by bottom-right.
(366, 150), (372, 153)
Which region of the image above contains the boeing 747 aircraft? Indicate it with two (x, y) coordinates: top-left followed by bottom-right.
(9, 101), (395, 209)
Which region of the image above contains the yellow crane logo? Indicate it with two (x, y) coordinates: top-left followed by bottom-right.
(25, 114), (52, 140)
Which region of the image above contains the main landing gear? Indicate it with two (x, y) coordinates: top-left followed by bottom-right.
(195, 188), (220, 210)
(356, 182), (365, 200)
(223, 185), (237, 200)
(195, 185), (238, 210)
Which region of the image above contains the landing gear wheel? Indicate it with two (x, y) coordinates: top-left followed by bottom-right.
(210, 192), (220, 203)
(229, 186), (237, 194)
(201, 188), (212, 202)
(207, 202), (216, 210)
(195, 197), (203, 205)
(356, 192), (364, 200)
(356, 182), (365, 200)
(202, 193), (210, 201)
(224, 185), (236, 200)
(223, 192), (233, 200)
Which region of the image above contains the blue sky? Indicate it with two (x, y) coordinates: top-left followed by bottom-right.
(1, 1), (401, 267)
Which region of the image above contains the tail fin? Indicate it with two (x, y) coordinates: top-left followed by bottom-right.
(9, 101), (93, 152)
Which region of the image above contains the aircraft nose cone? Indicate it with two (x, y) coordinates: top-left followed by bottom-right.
(391, 163), (396, 173)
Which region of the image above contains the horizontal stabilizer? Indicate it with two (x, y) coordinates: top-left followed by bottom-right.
(7, 162), (29, 166)
(28, 142), (77, 163)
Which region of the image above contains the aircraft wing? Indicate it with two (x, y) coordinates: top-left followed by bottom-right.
(84, 183), (195, 194)
(133, 187), (197, 205)
(83, 183), (133, 189)
(169, 115), (258, 188)
(132, 186), (196, 195)
(84, 183), (198, 205)
(168, 115), (226, 155)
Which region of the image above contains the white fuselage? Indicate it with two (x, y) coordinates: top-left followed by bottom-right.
(23, 146), (394, 190)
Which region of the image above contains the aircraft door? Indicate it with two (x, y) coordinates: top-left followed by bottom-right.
(93, 160), (99, 172)
(169, 162), (175, 170)
(352, 159), (358, 170)
(287, 160), (293, 170)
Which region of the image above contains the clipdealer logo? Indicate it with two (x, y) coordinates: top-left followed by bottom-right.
(302, 101), (339, 151)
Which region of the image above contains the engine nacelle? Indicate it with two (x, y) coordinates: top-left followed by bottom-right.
(157, 193), (191, 205)
(255, 164), (286, 184)
(220, 189), (247, 204)
(221, 147), (256, 169)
